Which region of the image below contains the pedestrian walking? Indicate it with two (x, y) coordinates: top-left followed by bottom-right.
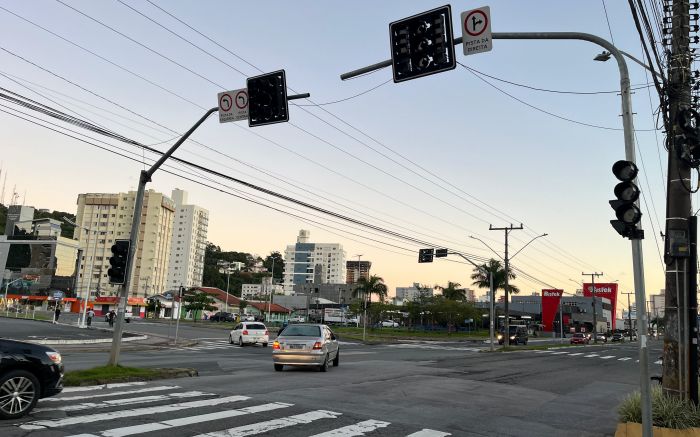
(108, 310), (115, 328)
(86, 308), (95, 327)
(53, 307), (61, 324)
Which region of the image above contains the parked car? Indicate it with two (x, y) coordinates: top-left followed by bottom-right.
(497, 326), (529, 345)
(593, 333), (608, 343)
(380, 320), (399, 328)
(611, 333), (626, 342)
(0, 339), (64, 419)
(289, 316), (306, 323)
(229, 322), (269, 347)
(210, 312), (236, 322)
(104, 310), (132, 323)
(570, 333), (590, 345)
(242, 314), (255, 322)
(272, 323), (339, 372)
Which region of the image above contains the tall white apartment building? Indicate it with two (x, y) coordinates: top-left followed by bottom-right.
(166, 189), (209, 290)
(282, 230), (346, 294)
(74, 190), (175, 298)
(396, 284), (433, 302)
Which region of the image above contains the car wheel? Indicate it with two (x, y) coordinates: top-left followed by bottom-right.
(333, 351), (339, 367)
(126, 319), (130, 323)
(319, 354), (329, 372)
(274, 364), (284, 372)
(0, 370), (40, 419)
(229, 334), (234, 345)
(262, 343), (268, 348)
(238, 337), (245, 347)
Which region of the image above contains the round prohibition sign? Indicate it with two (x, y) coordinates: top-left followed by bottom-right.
(464, 10), (488, 37)
(235, 90), (248, 109)
(219, 93), (233, 112)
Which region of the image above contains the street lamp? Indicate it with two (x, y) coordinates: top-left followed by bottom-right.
(267, 257), (275, 322)
(63, 216), (96, 328)
(217, 260), (233, 314)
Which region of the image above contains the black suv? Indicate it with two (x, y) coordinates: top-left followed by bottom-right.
(210, 312), (236, 322)
(0, 339), (64, 419)
(498, 326), (529, 345)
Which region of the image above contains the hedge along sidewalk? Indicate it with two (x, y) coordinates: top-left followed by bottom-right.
(63, 365), (198, 387)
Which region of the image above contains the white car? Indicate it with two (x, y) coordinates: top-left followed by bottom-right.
(380, 320), (399, 328)
(242, 314), (255, 321)
(229, 322), (269, 347)
(289, 316), (306, 323)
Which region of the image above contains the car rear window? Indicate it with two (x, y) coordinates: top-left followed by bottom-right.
(574, 333), (584, 337)
(245, 323), (266, 330)
(281, 325), (321, 337)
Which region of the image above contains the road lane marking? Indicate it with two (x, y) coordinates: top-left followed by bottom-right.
(535, 350), (553, 353)
(20, 395), (250, 430)
(549, 352), (569, 355)
(34, 391), (211, 412)
(567, 353), (584, 356)
(308, 419), (390, 436)
(584, 354), (599, 358)
(192, 410), (342, 436)
(66, 402), (294, 437)
(61, 382), (148, 393)
(618, 357), (632, 361)
(600, 356), (616, 360)
(655, 359), (663, 365)
(40, 386), (180, 402)
(406, 430), (452, 437)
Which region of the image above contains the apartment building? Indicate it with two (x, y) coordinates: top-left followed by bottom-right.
(345, 260), (371, 283)
(282, 230), (346, 294)
(166, 189), (209, 290)
(74, 190), (175, 298)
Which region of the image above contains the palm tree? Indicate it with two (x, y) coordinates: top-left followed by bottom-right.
(353, 275), (388, 303)
(434, 281), (466, 301)
(470, 259), (520, 296)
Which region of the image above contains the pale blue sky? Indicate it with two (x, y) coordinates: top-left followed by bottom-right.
(0, 1), (672, 311)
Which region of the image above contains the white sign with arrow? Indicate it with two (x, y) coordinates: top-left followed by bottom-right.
(461, 6), (492, 56)
(218, 88), (249, 123)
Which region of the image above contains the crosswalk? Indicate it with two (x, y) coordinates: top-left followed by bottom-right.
(174, 339), (235, 351)
(529, 348), (661, 364)
(3, 382), (450, 437)
(385, 343), (483, 352)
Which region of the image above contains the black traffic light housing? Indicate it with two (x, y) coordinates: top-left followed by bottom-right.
(108, 239), (130, 285)
(435, 248), (448, 257)
(389, 5), (456, 83)
(247, 70), (289, 127)
(609, 160), (644, 240)
(418, 248), (435, 263)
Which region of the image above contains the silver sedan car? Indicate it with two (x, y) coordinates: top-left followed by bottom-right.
(272, 324), (339, 372)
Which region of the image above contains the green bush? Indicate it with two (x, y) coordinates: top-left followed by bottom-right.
(618, 386), (700, 429)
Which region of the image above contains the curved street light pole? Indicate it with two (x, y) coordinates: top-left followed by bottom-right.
(63, 216), (95, 328)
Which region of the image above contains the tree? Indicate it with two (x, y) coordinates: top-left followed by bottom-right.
(353, 275), (388, 303)
(435, 281), (466, 301)
(470, 258), (520, 297)
(182, 291), (217, 322)
(239, 300), (248, 315)
(146, 298), (163, 319)
(264, 252), (284, 283)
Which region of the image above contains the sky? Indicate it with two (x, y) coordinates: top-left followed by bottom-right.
(0, 1), (675, 313)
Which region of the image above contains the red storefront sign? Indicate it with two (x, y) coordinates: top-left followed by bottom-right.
(541, 289), (563, 331)
(582, 283), (618, 330)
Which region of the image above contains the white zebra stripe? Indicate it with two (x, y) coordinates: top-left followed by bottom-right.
(406, 430), (452, 437)
(61, 382), (148, 393)
(40, 386), (180, 402)
(192, 410), (341, 436)
(308, 419), (390, 436)
(34, 391), (211, 412)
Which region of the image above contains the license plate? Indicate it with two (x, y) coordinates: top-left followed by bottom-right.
(288, 344), (304, 350)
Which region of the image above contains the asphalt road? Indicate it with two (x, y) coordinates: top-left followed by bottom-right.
(0, 317), (663, 436)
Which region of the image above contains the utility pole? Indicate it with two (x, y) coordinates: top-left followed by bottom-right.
(623, 292), (635, 341)
(489, 224), (523, 347)
(663, 0), (693, 401)
(582, 273), (603, 342)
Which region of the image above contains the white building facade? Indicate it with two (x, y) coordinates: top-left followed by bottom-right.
(74, 191), (175, 298)
(166, 189), (209, 290)
(282, 230), (346, 294)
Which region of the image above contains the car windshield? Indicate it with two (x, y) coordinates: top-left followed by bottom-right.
(281, 325), (321, 337)
(245, 323), (266, 330)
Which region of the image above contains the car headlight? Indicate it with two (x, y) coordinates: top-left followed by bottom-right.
(46, 351), (62, 364)
(497, 334), (503, 340)
(510, 336), (515, 340)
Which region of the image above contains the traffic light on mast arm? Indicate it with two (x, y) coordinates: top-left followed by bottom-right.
(389, 5), (456, 83)
(107, 239), (130, 285)
(609, 160), (644, 240)
(418, 248), (435, 263)
(247, 70), (289, 127)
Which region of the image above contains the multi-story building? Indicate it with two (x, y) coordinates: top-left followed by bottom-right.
(282, 230), (346, 294)
(166, 189), (209, 290)
(650, 291), (665, 319)
(241, 281), (284, 300)
(345, 260), (371, 283)
(395, 284), (433, 304)
(74, 190), (175, 298)
(464, 288), (476, 302)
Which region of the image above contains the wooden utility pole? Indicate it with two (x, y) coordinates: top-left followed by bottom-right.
(663, 0), (693, 400)
(489, 224), (523, 347)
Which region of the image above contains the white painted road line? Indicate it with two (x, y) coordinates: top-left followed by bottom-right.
(567, 353), (584, 356)
(406, 430), (452, 437)
(618, 357), (632, 361)
(584, 354), (599, 358)
(20, 395), (250, 430)
(61, 382), (148, 393)
(34, 391), (211, 413)
(308, 419), (390, 436)
(40, 386), (181, 402)
(549, 352), (569, 355)
(655, 359), (663, 365)
(600, 356), (616, 360)
(192, 410), (342, 436)
(535, 350), (553, 353)
(67, 402), (294, 437)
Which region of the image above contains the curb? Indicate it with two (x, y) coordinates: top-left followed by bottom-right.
(26, 335), (149, 345)
(64, 367), (199, 387)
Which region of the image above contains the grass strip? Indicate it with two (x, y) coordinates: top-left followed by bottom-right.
(63, 365), (196, 386)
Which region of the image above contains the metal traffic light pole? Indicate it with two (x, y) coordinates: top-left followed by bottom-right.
(341, 31), (652, 437)
(107, 106), (218, 366)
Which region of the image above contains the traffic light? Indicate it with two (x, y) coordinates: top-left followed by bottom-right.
(108, 239), (130, 285)
(418, 248), (434, 263)
(609, 160), (644, 240)
(389, 5), (456, 83)
(247, 70), (289, 127)
(435, 248), (448, 258)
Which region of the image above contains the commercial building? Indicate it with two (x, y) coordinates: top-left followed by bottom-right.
(282, 230), (346, 294)
(74, 191), (175, 298)
(241, 280), (284, 300)
(292, 283), (359, 305)
(395, 284), (433, 305)
(166, 189), (209, 290)
(346, 260), (371, 283)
